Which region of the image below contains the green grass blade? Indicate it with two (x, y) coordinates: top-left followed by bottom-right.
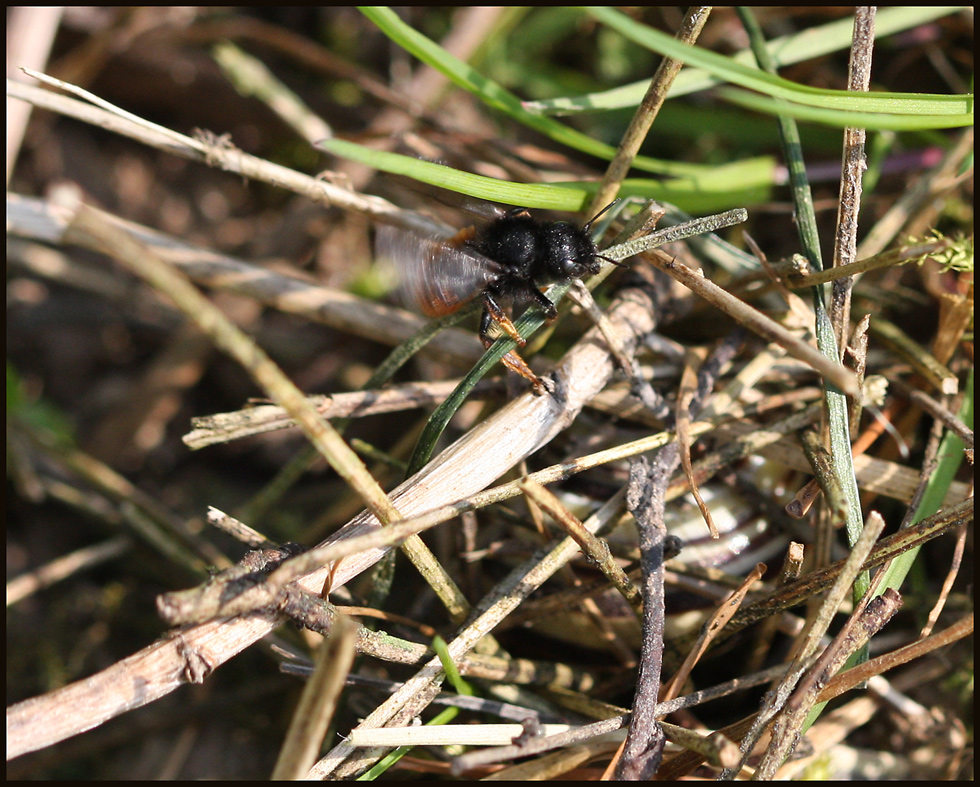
(319, 137), (776, 214)
(358, 7), (719, 179)
(586, 7), (972, 117)
(319, 138), (591, 210)
(719, 88), (973, 131)
(874, 368), (973, 595)
(406, 304), (550, 477)
(530, 7), (967, 114)
(356, 635), (472, 779)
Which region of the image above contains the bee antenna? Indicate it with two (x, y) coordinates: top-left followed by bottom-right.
(597, 253), (629, 269)
(583, 198), (622, 232)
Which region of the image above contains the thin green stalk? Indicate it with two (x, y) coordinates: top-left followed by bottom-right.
(738, 7), (868, 602)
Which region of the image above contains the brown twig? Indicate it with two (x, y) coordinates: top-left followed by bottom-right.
(829, 6), (876, 356)
(587, 6), (711, 217)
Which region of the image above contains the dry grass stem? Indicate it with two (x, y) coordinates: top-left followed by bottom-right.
(677, 346), (719, 536)
(6, 536), (131, 606)
(51, 185), (404, 530)
(184, 379), (505, 449)
(11, 72), (443, 234)
(871, 316), (960, 395)
(517, 478), (643, 614)
(270, 614), (356, 779)
(828, 6), (876, 354)
(6, 193), (481, 365)
(663, 563), (767, 703)
(645, 248), (860, 396)
(587, 6), (712, 215)
(756, 589), (903, 778)
(205, 506), (275, 548)
(786, 237), (956, 288)
(799, 428), (849, 523)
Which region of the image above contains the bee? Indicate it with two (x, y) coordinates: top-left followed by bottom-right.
(377, 202), (621, 393)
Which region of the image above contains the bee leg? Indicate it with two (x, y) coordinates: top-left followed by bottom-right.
(481, 290), (526, 346)
(525, 286), (559, 322)
(479, 296), (548, 395)
(500, 351), (548, 395)
(479, 331), (548, 394)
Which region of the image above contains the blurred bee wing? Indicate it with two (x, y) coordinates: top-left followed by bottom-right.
(376, 225), (504, 317)
(378, 171), (508, 222)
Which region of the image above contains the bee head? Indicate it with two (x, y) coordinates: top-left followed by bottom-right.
(539, 222), (601, 283)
